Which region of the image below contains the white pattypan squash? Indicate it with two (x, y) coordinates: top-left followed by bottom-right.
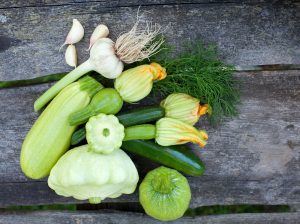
(48, 145), (139, 203)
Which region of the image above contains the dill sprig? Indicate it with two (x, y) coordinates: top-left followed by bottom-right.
(153, 42), (240, 125)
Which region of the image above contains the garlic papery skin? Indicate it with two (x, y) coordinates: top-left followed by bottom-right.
(60, 19), (84, 50)
(89, 38), (124, 79)
(88, 24), (109, 50)
(65, 44), (77, 67)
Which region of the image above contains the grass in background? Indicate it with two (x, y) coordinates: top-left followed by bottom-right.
(3, 204), (290, 216)
(5, 204), (76, 211)
(185, 205), (290, 216)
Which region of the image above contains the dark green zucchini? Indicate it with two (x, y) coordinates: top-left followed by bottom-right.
(71, 127), (86, 145)
(71, 106), (165, 145)
(118, 106), (164, 127)
(122, 140), (205, 176)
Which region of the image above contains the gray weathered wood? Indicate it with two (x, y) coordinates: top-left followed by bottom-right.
(1, 211), (300, 224)
(0, 1), (299, 81)
(0, 1), (296, 9)
(0, 70), (299, 207)
(0, 0), (300, 210)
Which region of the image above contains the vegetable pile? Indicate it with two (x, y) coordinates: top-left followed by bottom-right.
(17, 18), (239, 221)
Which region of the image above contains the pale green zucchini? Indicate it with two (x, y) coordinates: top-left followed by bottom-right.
(20, 76), (103, 179)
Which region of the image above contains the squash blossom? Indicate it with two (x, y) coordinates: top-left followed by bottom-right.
(155, 118), (208, 148)
(114, 63), (167, 103)
(160, 93), (209, 125)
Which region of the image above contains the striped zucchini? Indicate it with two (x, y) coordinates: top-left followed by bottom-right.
(20, 76), (102, 179)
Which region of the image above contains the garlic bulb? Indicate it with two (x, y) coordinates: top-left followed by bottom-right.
(88, 24), (109, 50)
(89, 38), (124, 79)
(35, 20), (164, 112)
(65, 45), (77, 67)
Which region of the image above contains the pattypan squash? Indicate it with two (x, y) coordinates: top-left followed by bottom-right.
(86, 113), (124, 154)
(48, 145), (139, 203)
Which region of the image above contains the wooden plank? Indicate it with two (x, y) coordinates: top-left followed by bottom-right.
(0, 0), (291, 9)
(0, 69), (299, 207)
(1, 211), (300, 224)
(0, 1), (299, 80)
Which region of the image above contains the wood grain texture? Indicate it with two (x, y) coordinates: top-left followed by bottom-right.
(0, 0), (300, 209)
(0, 1), (299, 81)
(1, 211), (300, 224)
(0, 0), (295, 9)
(0, 70), (299, 207)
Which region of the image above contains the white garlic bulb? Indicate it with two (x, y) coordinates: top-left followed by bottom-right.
(89, 38), (124, 79)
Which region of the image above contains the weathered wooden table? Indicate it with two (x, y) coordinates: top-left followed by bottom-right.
(0, 1), (300, 223)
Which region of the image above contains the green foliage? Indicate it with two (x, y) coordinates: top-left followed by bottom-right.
(6, 204), (76, 211)
(5, 204), (290, 215)
(153, 42), (240, 124)
(185, 205), (290, 216)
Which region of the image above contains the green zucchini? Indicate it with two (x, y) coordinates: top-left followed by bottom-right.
(118, 106), (165, 127)
(21, 76), (103, 179)
(70, 126), (86, 145)
(71, 128), (87, 145)
(69, 88), (123, 126)
(71, 106), (164, 145)
(122, 140), (205, 176)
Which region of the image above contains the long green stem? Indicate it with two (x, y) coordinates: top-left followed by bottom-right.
(0, 72), (67, 89)
(123, 124), (156, 141)
(34, 60), (93, 112)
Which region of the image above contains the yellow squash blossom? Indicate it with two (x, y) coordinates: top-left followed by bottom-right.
(155, 118), (208, 148)
(115, 63), (166, 103)
(160, 93), (209, 125)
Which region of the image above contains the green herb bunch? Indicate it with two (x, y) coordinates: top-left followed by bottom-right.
(153, 42), (240, 124)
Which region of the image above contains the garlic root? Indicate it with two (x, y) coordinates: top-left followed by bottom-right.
(115, 20), (164, 63)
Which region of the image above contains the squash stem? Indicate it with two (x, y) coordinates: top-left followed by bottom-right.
(0, 72), (67, 89)
(124, 124), (156, 141)
(34, 60), (93, 112)
(89, 197), (101, 204)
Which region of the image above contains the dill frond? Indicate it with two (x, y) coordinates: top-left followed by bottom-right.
(153, 41), (240, 125)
